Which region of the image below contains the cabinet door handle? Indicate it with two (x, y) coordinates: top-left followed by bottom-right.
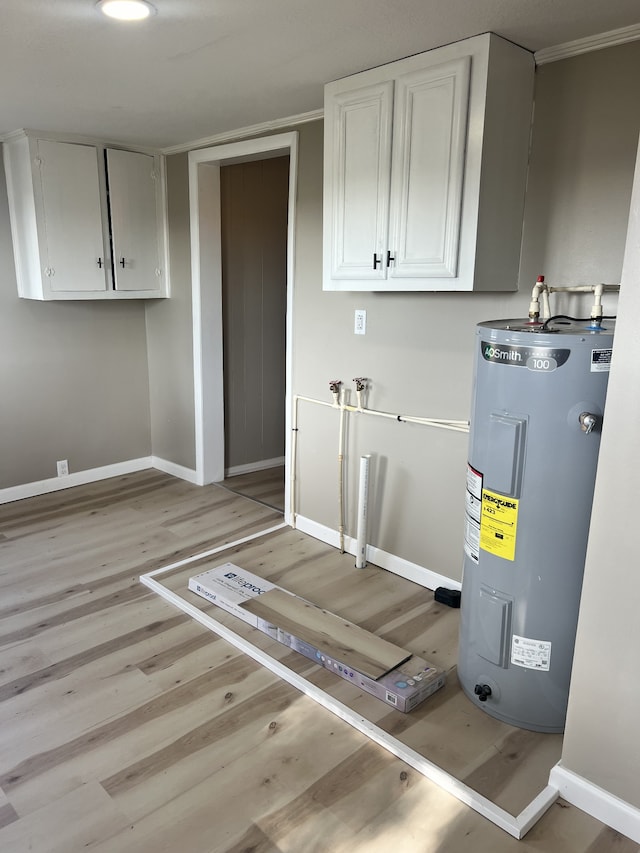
(386, 251), (395, 267)
(97, 258), (103, 268)
(373, 253), (382, 270)
(119, 258), (126, 268)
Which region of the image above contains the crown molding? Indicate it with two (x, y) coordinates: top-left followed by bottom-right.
(161, 108), (323, 155)
(535, 22), (640, 65)
(0, 127), (160, 154)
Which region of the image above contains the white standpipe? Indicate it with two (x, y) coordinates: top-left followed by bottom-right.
(355, 454), (371, 569)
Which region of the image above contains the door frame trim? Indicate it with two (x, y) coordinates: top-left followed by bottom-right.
(188, 132), (297, 524)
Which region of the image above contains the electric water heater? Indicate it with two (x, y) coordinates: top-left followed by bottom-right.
(458, 318), (614, 732)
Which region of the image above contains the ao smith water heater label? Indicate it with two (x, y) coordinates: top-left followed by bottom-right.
(481, 340), (570, 372)
(480, 488), (519, 561)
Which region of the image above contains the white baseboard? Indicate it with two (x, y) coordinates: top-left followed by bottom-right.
(549, 763), (640, 844)
(294, 514), (461, 592)
(225, 456), (285, 478)
(151, 456), (200, 484)
(0, 457), (153, 505)
(0, 455), (204, 505)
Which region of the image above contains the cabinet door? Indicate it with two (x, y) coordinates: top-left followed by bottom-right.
(324, 82), (393, 282)
(36, 140), (107, 293)
(106, 148), (162, 292)
(388, 56), (470, 280)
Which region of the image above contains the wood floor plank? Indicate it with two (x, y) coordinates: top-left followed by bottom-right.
(1, 652), (262, 794)
(2, 661), (285, 818)
(461, 725), (563, 813)
(100, 679), (295, 799)
(0, 583), (153, 648)
(0, 471), (173, 531)
(585, 827), (640, 853)
(0, 801), (19, 830)
(0, 781), (130, 853)
(100, 680), (368, 828)
(242, 588), (412, 679)
(0, 614), (188, 702)
(91, 696), (362, 853)
(0, 639), (55, 689)
(0, 663), (163, 779)
(220, 466), (285, 513)
(222, 823), (282, 853)
(134, 627), (220, 675)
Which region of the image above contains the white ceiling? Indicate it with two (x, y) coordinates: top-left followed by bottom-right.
(1, 0), (639, 149)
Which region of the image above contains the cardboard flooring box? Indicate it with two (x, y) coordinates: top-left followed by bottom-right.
(189, 563), (445, 712)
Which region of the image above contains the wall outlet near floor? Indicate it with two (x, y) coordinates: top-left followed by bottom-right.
(354, 308), (367, 335)
(56, 459), (69, 477)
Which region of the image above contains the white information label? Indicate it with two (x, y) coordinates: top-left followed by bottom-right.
(466, 465), (483, 500)
(465, 489), (481, 523)
(511, 635), (552, 671)
(591, 349), (612, 372)
(464, 517), (480, 563)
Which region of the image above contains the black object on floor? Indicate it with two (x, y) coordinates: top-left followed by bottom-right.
(434, 587), (461, 608)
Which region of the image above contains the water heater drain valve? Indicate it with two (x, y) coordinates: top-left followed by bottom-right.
(474, 684), (493, 702)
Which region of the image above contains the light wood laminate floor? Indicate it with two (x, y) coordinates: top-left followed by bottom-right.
(218, 466), (285, 512)
(0, 471), (636, 853)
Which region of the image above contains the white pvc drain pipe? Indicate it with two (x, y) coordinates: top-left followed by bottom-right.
(355, 454), (371, 569)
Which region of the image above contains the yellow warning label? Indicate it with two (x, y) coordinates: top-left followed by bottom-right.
(480, 489), (519, 561)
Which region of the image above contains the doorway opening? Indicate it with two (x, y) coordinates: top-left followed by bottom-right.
(188, 132), (297, 524)
(219, 155), (288, 511)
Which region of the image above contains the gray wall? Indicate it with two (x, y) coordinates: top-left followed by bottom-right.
(145, 153), (196, 471)
(519, 42), (640, 288)
(0, 158), (151, 490)
(561, 140), (640, 808)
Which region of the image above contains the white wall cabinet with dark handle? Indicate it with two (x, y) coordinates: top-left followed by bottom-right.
(3, 131), (168, 300)
(322, 33), (535, 293)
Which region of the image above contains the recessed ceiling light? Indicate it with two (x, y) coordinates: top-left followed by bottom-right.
(97, 0), (156, 21)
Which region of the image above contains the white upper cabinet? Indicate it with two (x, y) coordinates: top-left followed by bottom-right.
(36, 140), (107, 293)
(323, 33), (535, 292)
(3, 131), (168, 300)
(327, 81), (393, 282)
(106, 148), (163, 293)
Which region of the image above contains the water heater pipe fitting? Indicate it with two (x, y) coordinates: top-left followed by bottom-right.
(529, 279), (620, 323)
(529, 275), (546, 321)
(353, 377), (368, 412)
(328, 380), (343, 407)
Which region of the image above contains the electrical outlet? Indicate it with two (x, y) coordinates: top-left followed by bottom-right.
(354, 309), (367, 335)
(57, 459), (69, 477)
